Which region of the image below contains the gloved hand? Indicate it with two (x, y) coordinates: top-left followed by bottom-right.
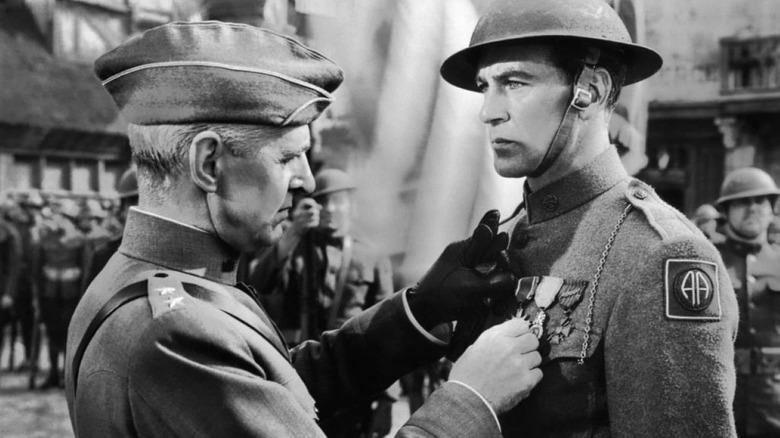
(407, 210), (516, 333)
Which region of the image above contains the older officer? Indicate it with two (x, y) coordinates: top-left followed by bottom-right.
(714, 167), (780, 437)
(65, 21), (543, 438)
(440, 0), (739, 436)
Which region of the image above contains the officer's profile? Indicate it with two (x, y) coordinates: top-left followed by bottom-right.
(64, 20), (544, 437)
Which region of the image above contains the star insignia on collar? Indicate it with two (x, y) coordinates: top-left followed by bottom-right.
(156, 287), (177, 295)
(164, 296), (184, 309)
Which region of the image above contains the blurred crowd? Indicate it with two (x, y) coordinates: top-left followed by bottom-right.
(0, 168), (138, 390)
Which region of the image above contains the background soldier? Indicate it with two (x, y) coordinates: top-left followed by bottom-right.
(693, 203), (726, 244)
(439, 0), (739, 435)
(9, 192), (45, 382)
(36, 198), (89, 388)
(250, 168), (395, 438)
(714, 167), (780, 438)
(0, 200), (23, 370)
(83, 167), (139, 289)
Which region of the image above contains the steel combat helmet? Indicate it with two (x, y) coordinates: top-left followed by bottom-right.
(716, 167), (780, 206)
(115, 167), (139, 200)
(311, 169), (356, 199)
(440, 0), (663, 91)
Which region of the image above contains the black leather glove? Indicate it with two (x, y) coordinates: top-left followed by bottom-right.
(407, 210), (516, 334)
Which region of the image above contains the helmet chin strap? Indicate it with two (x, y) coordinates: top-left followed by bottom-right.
(529, 47), (601, 178)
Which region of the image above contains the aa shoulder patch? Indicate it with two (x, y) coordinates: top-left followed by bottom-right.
(665, 259), (721, 321)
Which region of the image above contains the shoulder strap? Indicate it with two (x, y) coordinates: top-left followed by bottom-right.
(70, 280), (147, 394)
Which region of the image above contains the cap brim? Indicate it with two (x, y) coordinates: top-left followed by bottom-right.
(440, 35), (663, 92)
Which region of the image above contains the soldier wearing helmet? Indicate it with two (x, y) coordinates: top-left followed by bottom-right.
(441, 0), (738, 436)
(250, 168), (395, 437)
(36, 197), (89, 388)
(82, 167), (140, 296)
(692, 203), (726, 244)
(714, 167), (780, 438)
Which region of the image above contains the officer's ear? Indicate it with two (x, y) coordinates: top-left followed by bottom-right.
(580, 66), (612, 120)
(189, 130), (225, 193)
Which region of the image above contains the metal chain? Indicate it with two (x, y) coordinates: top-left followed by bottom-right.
(578, 203), (633, 365)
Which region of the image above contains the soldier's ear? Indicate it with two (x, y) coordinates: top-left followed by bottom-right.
(580, 66), (611, 120)
(189, 130), (225, 193)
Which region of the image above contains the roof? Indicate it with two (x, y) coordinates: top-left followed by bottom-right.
(0, 6), (126, 135)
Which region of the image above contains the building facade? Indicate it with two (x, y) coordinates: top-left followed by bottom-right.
(641, 0), (780, 214)
(0, 0), (197, 200)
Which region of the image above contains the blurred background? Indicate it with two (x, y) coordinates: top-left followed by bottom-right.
(1, 0), (779, 436)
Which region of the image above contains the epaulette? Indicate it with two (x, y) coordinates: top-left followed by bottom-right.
(624, 179), (699, 241)
(143, 270), (234, 319)
(145, 271), (192, 319)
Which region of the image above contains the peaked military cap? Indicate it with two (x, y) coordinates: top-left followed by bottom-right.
(95, 21), (344, 127)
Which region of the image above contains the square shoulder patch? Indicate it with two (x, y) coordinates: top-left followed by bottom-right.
(665, 259), (721, 321)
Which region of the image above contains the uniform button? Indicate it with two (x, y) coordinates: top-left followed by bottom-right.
(749, 328), (757, 334)
(541, 194), (559, 212)
(747, 276), (756, 284)
(634, 189), (648, 199)
(748, 301), (756, 309)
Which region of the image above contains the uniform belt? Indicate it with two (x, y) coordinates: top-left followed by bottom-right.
(43, 266), (82, 282)
(735, 347), (780, 375)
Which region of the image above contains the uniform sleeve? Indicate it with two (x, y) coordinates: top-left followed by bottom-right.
(395, 382), (502, 437)
(604, 234), (738, 437)
(126, 306), (327, 438)
(291, 292), (448, 416)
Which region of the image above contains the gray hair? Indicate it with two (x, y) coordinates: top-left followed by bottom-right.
(127, 123), (279, 202)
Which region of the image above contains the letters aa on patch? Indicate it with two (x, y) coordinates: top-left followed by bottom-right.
(665, 259), (721, 321)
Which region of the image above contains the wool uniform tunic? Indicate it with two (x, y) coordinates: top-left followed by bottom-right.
(497, 149), (738, 438)
(65, 208), (502, 438)
(717, 237), (780, 437)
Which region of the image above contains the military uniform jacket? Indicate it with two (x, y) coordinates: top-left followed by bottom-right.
(498, 150), (738, 438)
(251, 230), (393, 342)
(716, 236), (780, 436)
(65, 208), (501, 438)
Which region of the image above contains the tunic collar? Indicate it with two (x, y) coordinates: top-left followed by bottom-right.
(119, 207), (240, 285)
(524, 148), (628, 224)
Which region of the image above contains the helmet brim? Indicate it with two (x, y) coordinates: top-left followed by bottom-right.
(440, 35), (663, 92)
(716, 189), (780, 206)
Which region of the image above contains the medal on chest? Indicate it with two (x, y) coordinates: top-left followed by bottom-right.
(515, 276), (587, 342)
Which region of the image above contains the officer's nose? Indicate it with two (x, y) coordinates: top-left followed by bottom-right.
(291, 156), (316, 194)
(479, 90), (509, 126)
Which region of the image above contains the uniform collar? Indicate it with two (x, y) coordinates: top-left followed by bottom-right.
(119, 208), (240, 285)
(524, 148), (628, 224)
